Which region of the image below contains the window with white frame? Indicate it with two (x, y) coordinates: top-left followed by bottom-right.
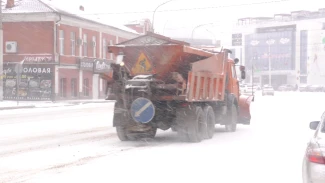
(109, 40), (113, 60)
(70, 32), (76, 56)
(83, 34), (88, 57)
(92, 36), (96, 58)
(59, 30), (64, 55)
(102, 38), (106, 59)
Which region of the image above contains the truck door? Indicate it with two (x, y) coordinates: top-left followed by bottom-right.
(230, 63), (239, 98)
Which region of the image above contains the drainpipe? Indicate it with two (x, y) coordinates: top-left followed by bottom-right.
(52, 13), (61, 101)
(54, 13), (61, 59)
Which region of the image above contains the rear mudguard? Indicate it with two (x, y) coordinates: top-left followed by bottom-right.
(238, 95), (254, 125)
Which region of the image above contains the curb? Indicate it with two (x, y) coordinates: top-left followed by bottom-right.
(0, 105), (36, 110)
(0, 100), (115, 110)
(34, 104), (77, 108)
(66, 100), (115, 105)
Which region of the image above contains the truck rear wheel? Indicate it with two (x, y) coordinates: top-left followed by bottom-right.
(225, 103), (237, 132)
(203, 106), (215, 139)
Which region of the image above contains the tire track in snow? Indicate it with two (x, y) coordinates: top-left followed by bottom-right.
(0, 133), (190, 183)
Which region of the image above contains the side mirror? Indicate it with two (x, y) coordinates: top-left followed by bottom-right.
(241, 70), (246, 79)
(309, 121), (320, 130)
(234, 58), (239, 64)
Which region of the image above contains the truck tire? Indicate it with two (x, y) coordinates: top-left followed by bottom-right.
(145, 127), (157, 138)
(203, 105), (215, 139)
(187, 106), (204, 143)
(225, 103), (237, 132)
(116, 126), (129, 141)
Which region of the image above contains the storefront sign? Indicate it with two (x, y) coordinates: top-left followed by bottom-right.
(2, 64), (53, 101)
(256, 25), (296, 33)
(79, 58), (112, 73)
(79, 58), (94, 71)
(23, 55), (55, 64)
(94, 59), (112, 73)
(22, 67), (51, 74)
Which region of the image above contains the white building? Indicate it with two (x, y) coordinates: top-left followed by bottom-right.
(229, 9), (325, 88)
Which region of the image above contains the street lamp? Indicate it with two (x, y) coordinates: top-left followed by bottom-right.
(266, 38), (275, 86)
(205, 29), (217, 45)
(151, 0), (174, 33)
(191, 23), (215, 42)
(162, 19), (169, 35)
(250, 40), (259, 90)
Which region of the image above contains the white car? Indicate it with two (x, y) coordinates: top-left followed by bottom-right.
(240, 84), (258, 94)
(262, 85), (274, 96)
(302, 118), (325, 183)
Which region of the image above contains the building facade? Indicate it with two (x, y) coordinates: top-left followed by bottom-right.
(230, 9), (325, 88)
(2, 0), (139, 101)
(124, 19), (152, 34)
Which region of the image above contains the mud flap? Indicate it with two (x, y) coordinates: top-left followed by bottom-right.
(113, 101), (130, 127)
(238, 95), (253, 125)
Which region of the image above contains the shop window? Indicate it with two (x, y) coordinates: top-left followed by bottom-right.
(59, 30), (64, 55)
(71, 78), (78, 97)
(83, 34), (88, 57)
(71, 32), (76, 56)
(60, 78), (67, 97)
(83, 78), (89, 96)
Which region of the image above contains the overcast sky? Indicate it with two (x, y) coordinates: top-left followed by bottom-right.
(49, 0), (322, 39)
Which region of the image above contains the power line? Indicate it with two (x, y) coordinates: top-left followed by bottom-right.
(48, 0), (290, 16)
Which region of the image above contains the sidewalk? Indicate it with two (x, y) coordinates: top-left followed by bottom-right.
(0, 99), (115, 110)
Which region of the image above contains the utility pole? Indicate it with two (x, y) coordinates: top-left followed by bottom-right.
(0, 0), (3, 101)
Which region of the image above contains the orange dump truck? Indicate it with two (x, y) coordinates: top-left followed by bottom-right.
(103, 32), (253, 142)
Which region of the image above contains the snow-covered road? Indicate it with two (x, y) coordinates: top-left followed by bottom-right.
(0, 93), (323, 183)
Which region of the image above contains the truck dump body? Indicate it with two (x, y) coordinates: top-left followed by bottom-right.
(107, 32), (227, 102)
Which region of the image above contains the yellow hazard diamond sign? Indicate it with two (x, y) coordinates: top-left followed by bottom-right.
(132, 52), (153, 74)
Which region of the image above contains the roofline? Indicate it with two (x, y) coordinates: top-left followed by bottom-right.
(2, 0), (138, 35)
(38, 0), (57, 12)
(2, 10), (138, 36)
(58, 12), (138, 35)
(116, 32), (190, 46)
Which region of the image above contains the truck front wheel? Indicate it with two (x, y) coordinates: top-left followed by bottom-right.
(187, 107), (204, 143)
(203, 105), (215, 139)
(116, 126), (129, 141)
(225, 103), (238, 132)
(144, 127), (157, 138)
